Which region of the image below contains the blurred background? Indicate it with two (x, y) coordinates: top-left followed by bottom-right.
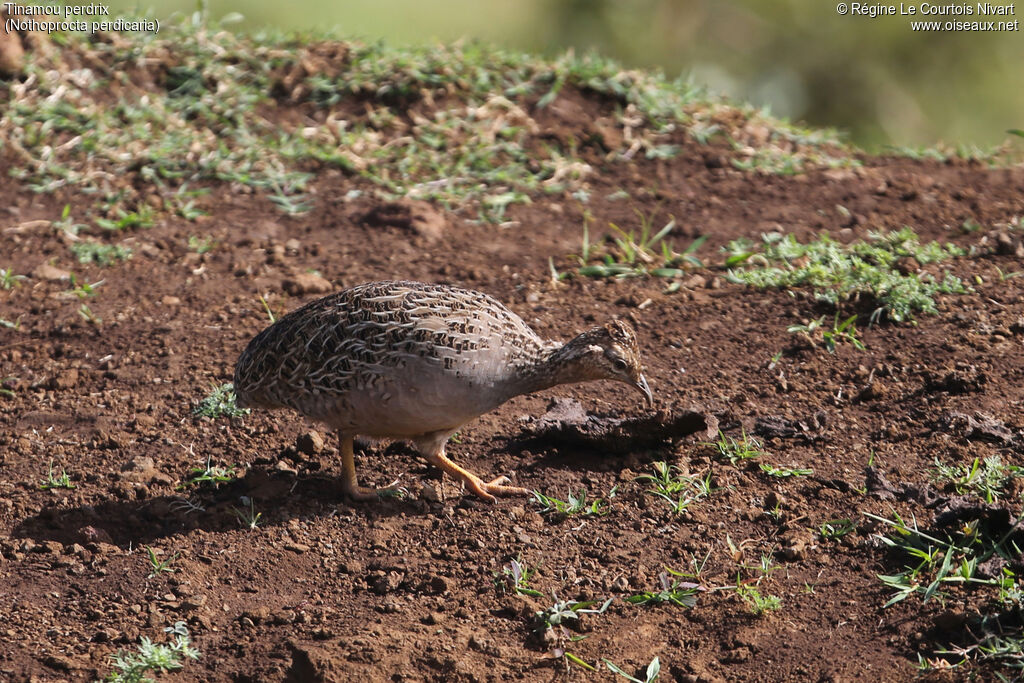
(107, 0), (1023, 150)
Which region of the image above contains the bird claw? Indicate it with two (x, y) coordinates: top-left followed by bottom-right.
(343, 484), (406, 502)
(467, 476), (532, 503)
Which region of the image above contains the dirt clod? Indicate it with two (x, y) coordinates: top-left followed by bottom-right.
(282, 272), (334, 295)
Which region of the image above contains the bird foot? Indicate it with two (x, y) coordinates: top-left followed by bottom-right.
(342, 480), (407, 502)
(464, 475), (531, 504)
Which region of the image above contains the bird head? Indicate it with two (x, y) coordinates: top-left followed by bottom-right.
(560, 320), (653, 407)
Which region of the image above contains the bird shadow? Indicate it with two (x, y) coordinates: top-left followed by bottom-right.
(11, 466), (420, 549)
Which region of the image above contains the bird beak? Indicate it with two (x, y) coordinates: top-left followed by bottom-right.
(634, 373), (653, 408)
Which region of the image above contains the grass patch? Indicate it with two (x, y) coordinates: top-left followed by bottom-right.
(193, 383), (249, 419)
(932, 456), (1024, 504)
(179, 457), (238, 489)
(787, 313), (865, 352)
(635, 461), (714, 514)
(869, 510), (1022, 607)
(736, 583), (783, 615)
(1, 8), (856, 226)
(726, 227), (968, 323)
(104, 621), (200, 682)
(569, 214), (706, 280)
(69, 241), (133, 266)
(704, 429), (765, 465)
(868, 508), (1024, 672)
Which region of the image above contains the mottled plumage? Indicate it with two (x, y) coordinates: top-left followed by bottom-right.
(234, 280), (652, 502)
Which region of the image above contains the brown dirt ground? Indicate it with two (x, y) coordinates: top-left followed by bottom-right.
(3, 82), (1024, 683)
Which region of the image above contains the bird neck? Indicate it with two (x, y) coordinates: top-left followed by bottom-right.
(511, 335), (596, 397)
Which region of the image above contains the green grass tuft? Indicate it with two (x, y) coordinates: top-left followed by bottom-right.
(727, 227), (968, 322)
(193, 383), (249, 419)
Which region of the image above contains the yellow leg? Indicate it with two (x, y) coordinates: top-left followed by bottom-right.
(424, 448), (530, 503)
(338, 433), (402, 502)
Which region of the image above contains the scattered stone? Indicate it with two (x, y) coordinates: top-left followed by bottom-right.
(119, 456), (174, 485)
(296, 430), (325, 455)
(857, 381), (888, 402)
(362, 200), (447, 242)
(864, 467), (899, 501)
(681, 274), (707, 290)
(32, 263), (71, 281)
(161, 295), (181, 306)
(41, 654), (78, 671)
(76, 527), (114, 546)
(180, 594), (208, 611)
(47, 368), (79, 390)
(337, 560), (363, 575)
(369, 571), (403, 595)
(754, 412), (827, 442)
(781, 535), (810, 561)
(285, 640), (349, 683)
(422, 611), (445, 625)
(426, 575), (450, 595)
(995, 231), (1024, 257)
(241, 607), (271, 625)
(275, 459), (299, 475)
(282, 272), (333, 296)
(284, 542), (311, 554)
(935, 411), (1020, 448)
(418, 483), (440, 502)
(923, 367), (986, 395)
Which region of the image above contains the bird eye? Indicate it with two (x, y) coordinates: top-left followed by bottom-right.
(612, 358), (628, 372)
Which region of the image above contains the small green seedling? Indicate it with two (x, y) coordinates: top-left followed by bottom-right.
(54, 204), (87, 236)
(64, 274), (104, 298)
(78, 303), (102, 325)
(626, 568), (702, 608)
(495, 557), (543, 597)
(705, 429), (765, 464)
(180, 457), (238, 488)
(232, 497), (262, 530)
(146, 546), (179, 578)
(932, 455), (1023, 503)
(258, 294), (277, 323)
(819, 518), (856, 540)
(70, 241), (132, 266)
(187, 235), (217, 254)
(0, 267), (26, 289)
(39, 460), (75, 490)
(759, 463), (813, 478)
(787, 313), (865, 353)
(535, 596), (612, 632)
(0, 376), (17, 398)
(94, 206), (154, 231)
(533, 488), (611, 516)
(605, 656), (661, 683)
